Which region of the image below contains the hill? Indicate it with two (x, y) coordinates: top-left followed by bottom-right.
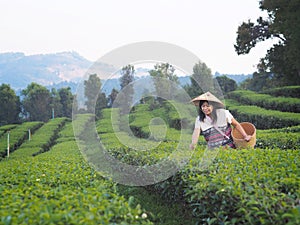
(0, 51), (114, 89)
(0, 52), (252, 93)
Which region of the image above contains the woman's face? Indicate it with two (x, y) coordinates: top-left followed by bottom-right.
(201, 101), (213, 116)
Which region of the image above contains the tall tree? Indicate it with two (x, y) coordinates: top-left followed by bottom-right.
(84, 74), (102, 113)
(22, 83), (51, 122)
(0, 84), (21, 125)
(108, 88), (119, 108)
(149, 63), (179, 103)
(215, 76), (237, 93)
(58, 87), (74, 118)
(188, 61), (214, 98)
(95, 92), (108, 119)
(118, 65), (135, 114)
(234, 0), (300, 85)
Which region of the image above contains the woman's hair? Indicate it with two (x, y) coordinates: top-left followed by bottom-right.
(198, 100), (218, 123)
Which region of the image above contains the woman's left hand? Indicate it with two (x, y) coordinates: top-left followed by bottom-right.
(244, 135), (252, 142)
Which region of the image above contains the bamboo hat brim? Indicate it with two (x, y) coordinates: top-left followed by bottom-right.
(190, 91), (225, 108)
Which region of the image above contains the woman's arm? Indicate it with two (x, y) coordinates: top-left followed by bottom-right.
(231, 118), (252, 141)
(190, 128), (201, 150)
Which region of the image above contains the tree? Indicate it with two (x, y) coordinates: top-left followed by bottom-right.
(58, 87), (74, 118)
(120, 65), (135, 90)
(95, 92), (108, 119)
(187, 61), (214, 98)
(22, 83), (51, 122)
(234, 0), (300, 85)
(108, 88), (119, 108)
(50, 88), (63, 118)
(118, 65), (135, 114)
(215, 76), (237, 93)
(0, 84), (21, 125)
(149, 63), (179, 104)
(84, 74), (102, 113)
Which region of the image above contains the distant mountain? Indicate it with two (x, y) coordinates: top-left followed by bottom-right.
(0, 51), (252, 95)
(0, 51), (114, 89)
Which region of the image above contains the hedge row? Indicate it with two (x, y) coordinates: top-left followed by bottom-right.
(261, 86), (300, 98)
(0, 124), (17, 138)
(0, 121), (43, 158)
(178, 149), (300, 225)
(227, 90), (300, 113)
(0, 119), (153, 225)
(225, 99), (300, 129)
(256, 125), (300, 149)
(10, 117), (68, 158)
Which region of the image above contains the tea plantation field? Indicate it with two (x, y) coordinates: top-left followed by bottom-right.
(0, 87), (299, 225)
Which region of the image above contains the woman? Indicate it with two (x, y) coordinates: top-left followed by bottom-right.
(189, 92), (251, 150)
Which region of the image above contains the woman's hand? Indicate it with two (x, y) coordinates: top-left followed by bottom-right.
(190, 143), (196, 150)
(244, 135), (252, 142)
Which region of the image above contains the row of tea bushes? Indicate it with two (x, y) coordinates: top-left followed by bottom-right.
(0, 121), (43, 158)
(225, 99), (300, 129)
(96, 108), (189, 167)
(150, 148), (300, 225)
(10, 117), (68, 158)
(181, 148), (300, 224)
(0, 124), (17, 138)
(261, 85), (300, 98)
(227, 90), (300, 113)
(256, 125), (300, 149)
(0, 119), (153, 225)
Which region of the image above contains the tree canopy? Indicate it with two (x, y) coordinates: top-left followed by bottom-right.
(235, 0), (300, 86)
(22, 83), (52, 122)
(118, 65), (135, 114)
(149, 63), (179, 103)
(0, 84), (21, 125)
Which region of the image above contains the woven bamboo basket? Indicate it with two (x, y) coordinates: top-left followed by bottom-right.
(231, 122), (256, 149)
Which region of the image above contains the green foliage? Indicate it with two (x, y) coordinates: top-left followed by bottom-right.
(178, 149), (300, 225)
(0, 121), (43, 158)
(107, 88), (119, 108)
(0, 84), (21, 125)
(10, 117), (68, 158)
(235, 0), (300, 86)
(95, 101), (300, 225)
(256, 125), (300, 149)
(0, 124), (17, 138)
(227, 90), (300, 113)
(149, 63), (179, 104)
(57, 87), (74, 118)
(84, 74), (105, 113)
(188, 61), (213, 98)
(0, 121), (153, 225)
(215, 75), (237, 94)
(225, 99), (300, 129)
(22, 83), (52, 122)
(261, 85), (300, 98)
(1, 87), (299, 224)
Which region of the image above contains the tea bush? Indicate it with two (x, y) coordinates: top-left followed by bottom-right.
(261, 86), (300, 98)
(227, 90), (300, 113)
(0, 119), (153, 225)
(0, 121), (43, 158)
(225, 99), (300, 129)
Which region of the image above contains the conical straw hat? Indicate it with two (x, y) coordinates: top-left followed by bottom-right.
(190, 91), (224, 108)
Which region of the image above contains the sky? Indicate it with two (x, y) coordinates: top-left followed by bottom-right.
(0, 0), (274, 75)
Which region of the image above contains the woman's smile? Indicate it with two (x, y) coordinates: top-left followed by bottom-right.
(201, 103), (213, 116)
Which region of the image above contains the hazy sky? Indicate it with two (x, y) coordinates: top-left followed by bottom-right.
(0, 0), (274, 74)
